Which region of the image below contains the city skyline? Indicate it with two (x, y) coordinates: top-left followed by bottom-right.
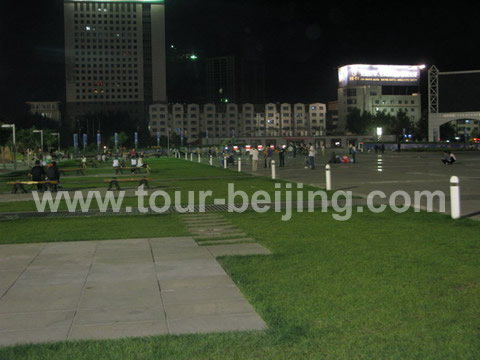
(1, 1), (480, 119)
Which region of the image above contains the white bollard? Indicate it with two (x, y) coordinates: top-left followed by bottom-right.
(184, 152), (187, 160)
(238, 158), (242, 172)
(190, 153), (193, 161)
(209, 155), (213, 166)
(271, 160), (276, 179)
(224, 156), (227, 169)
(198, 154), (201, 163)
(450, 176), (461, 219)
(325, 164), (332, 191)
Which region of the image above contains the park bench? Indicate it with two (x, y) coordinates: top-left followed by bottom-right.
(7, 180), (59, 194)
(60, 168), (85, 176)
(114, 166), (150, 175)
(104, 177), (152, 190)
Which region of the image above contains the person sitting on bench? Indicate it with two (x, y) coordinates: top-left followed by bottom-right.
(30, 160), (45, 190)
(45, 160), (60, 191)
(130, 156), (137, 173)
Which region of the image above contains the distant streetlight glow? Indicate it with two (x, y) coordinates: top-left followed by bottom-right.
(33, 129), (44, 153)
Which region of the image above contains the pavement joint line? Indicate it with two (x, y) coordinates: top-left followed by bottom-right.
(148, 238), (172, 334)
(66, 242), (98, 340)
(0, 243), (47, 300)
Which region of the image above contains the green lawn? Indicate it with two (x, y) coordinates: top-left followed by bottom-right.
(0, 214), (188, 244)
(0, 157), (326, 213)
(0, 209), (479, 359)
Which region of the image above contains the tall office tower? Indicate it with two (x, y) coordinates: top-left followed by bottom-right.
(64, 0), (167, 132)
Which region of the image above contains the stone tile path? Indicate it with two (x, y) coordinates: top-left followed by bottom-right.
(0, 236), (267, 347)
(181, 213), (271, 257)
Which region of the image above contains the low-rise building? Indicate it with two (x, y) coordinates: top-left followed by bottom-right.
(148, 102), (327, 143)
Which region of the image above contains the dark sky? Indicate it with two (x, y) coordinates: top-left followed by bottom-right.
(1, 1), (480, 118)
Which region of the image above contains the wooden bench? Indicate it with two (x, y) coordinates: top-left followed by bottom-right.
(60, 168), (85, 176)
(7, 180), (59, 194)
(104, 177), (152, 190)
(114, 166), (150, 174)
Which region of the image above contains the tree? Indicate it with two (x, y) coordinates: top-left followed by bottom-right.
(346, 108), (373, 135)
(413, 110), (428, 141)
(388, 110), (414, 138)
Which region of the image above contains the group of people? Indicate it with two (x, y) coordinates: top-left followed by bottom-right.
(248, 143), (318, 171)
(111, 148), (150, 174)
(442, 151), (456, 165)
(29, 159), (61, 190)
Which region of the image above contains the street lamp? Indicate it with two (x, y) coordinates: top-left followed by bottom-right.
(33, 129), (44, 154)
(1, 124), (16, 170)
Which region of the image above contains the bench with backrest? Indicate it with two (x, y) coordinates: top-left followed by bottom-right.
(7, 180), (59, 194)
(60, 168), (85, 176)
(104, 177), (152, 190)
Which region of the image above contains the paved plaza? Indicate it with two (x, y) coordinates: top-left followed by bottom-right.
(0, 235), (268, 347)
(245, 150), (480, 220)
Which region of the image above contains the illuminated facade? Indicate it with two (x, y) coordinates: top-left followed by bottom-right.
(64, 0), (167, 128)
(148, 102), (327, 143)
(337, 64), (423, 133)
(26, 101), (62, 122)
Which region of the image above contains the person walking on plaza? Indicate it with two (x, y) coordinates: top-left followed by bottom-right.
(279, 146), (286, 167)
(251, 147), (259, 171)
(308, 143), (316, 170)
(266, 146), (273, 168)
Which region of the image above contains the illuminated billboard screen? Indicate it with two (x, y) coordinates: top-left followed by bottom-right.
(338, 64), (421, 87)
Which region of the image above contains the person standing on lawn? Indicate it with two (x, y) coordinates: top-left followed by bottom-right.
(308, 143), (316, 170)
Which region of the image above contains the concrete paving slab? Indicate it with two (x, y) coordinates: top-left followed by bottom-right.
(0, 310), (75, 332)
(68, 321), (169, 341)
(73, 305), (166, 326)
(0, 327), (71, 347)
(0, 284), (84, 313)
(0, 237), (268, 347)
(158, 274), (236, 291)
(0, 244), (44, 271)
(161, 286), (244, 306)
(164, 299), (257, 321)
(155, 259), (226, 279)
(15, 265), (90, 287)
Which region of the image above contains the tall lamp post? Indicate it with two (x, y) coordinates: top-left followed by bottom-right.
(1, 124), (16, 170)
(33, 129), (44, 154)
(52, 132), (60, 152)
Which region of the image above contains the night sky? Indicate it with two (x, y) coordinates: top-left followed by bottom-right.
(1, 1), (480, 119)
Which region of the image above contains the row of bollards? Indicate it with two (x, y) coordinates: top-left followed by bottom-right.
(180, 152), (461, 220)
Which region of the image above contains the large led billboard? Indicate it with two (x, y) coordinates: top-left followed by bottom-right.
(338, 64), (422, 87)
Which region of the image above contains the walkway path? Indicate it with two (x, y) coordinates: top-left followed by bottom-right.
(0, 235), (268, 347)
